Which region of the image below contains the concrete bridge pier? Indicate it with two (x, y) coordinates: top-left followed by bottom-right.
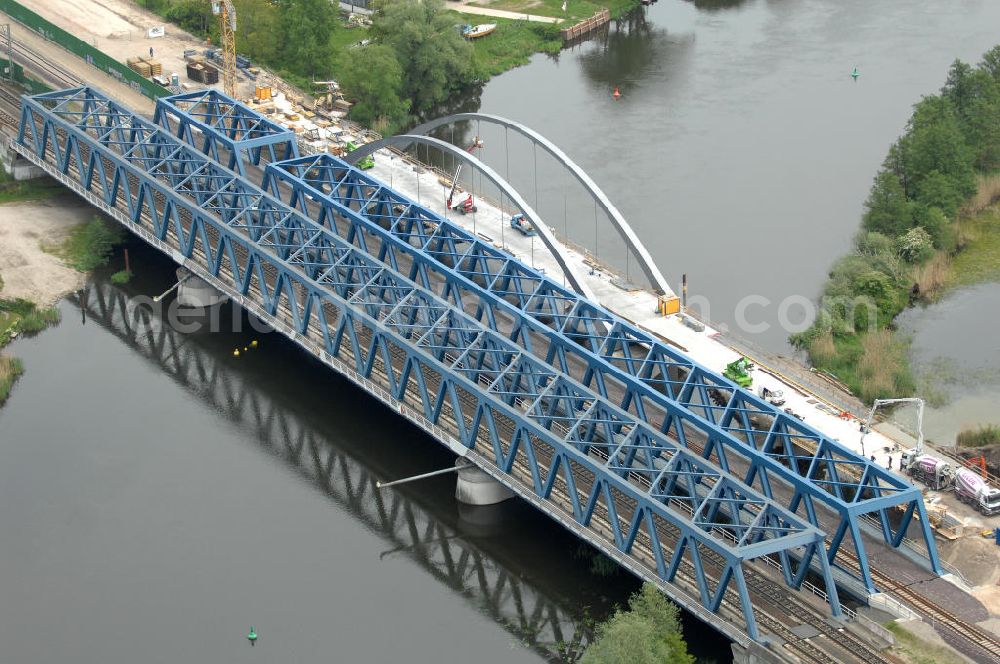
(0, 143), (44, 180)
(455, 460), (515, 506)
(176, 267), (228, 308)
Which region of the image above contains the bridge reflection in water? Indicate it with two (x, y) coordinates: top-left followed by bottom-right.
(71, 275), (593, 662)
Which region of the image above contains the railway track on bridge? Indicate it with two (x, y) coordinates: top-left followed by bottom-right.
(13, 82), (997, 663)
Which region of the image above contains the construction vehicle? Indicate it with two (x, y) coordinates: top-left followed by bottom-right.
(723, 357), (753, 388)
(345, 141), (374, 170)
(445, 137), (483, 210)
(758, 386), (785, 406)
(456, 194), (477, 215)
(900, 451), (954, 490)
(510, 213), (535, 236)
(859, 397), (924, 458)
(210, 1), (237, 97)
(954, 467), (1000, 516)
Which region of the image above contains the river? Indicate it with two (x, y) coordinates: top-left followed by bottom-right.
(4, 0), (1000, 661)
(897, 283), (1000, 445)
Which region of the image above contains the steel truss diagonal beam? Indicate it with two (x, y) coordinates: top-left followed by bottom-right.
(153, 89), (298, 177)
(17, 86), (843, 644)
(255, 154), (939, 591)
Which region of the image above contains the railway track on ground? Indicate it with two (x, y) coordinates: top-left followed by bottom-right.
(838, 548), (1000, 663)
(9, 36), (80, 89)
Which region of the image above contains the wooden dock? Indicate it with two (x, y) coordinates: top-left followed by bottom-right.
(560, 8), (610, 43)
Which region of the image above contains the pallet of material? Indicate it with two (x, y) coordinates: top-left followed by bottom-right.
(129, 60), (151, 77)
(143, 59), (163, 76)
(186, 62), (219, 84)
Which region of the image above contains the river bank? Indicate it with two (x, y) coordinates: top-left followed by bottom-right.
(792, 45), (1000, 405)
(0, 185), (121, 405)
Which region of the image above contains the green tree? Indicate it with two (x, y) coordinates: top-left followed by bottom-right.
(582, 584), (694, 664)
(980, 45), (1000, 83)
(899, 95), (976, 199)
(235, 0), (282, 64)
(372, 0), (473, 113)
(279, 0), (337, 80)
(911, 204), (953, 250)
(913, 169), (965, 218)
(862, 170), (912, 236)
(941, 59), (976, 118)
(338, 45), (411, 131)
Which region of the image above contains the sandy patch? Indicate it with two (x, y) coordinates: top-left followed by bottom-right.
(972, 587), (1000, 618)
(0, 198), (93, 305)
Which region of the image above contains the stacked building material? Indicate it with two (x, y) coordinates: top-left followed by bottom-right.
(186, 61), (219, 84)
(127, 56), (151, 77)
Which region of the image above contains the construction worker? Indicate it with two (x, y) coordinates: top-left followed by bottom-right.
(149, 46), (154, 58)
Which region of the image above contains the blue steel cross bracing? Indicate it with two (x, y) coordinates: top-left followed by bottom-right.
(153, 90), (298, 177)
(18, 86), (845, 644)
(253, 154), (941, 591)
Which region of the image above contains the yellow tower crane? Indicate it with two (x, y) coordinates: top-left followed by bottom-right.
(210, 1), (237, 97)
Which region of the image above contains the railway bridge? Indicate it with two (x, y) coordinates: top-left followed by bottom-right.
(6, 84), (995, 663)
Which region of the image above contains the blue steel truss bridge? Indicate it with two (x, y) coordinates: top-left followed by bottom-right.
(8, 83), (997, 664)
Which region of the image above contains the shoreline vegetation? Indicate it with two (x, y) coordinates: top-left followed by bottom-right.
(135, 0), (641, 133)
(792, 45), (1000, 405)
(0, 214), (124, 406)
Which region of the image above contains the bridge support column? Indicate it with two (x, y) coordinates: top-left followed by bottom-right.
(0, 144), (44, 180)
(176, 268), (228, 308)
(455, 460), (515, 506)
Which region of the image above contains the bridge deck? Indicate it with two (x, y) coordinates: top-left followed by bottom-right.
(11, 85), (902, 662)
(152, 90), (940, 594)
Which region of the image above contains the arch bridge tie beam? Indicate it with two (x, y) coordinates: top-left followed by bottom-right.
(18, 85), (841, 645)
(345, 112), (676, 299)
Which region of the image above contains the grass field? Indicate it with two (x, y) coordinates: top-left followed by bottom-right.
(447, 12), (564, 77)
(950, 204), (1000, 287)
(0, 176), (65, 204)
(467, 0), (638, 21)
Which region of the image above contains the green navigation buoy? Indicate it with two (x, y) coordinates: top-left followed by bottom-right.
(851, 66), (860, 81)
(248, 626), (258, 646)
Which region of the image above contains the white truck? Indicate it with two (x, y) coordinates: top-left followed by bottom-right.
(900, 450), (953, 490)
(954, 467), (1000, 516)
(758, 386), (785, 406)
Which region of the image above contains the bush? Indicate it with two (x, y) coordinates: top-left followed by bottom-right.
(0, 354), (24, 404)
(0, 298), (60, 336)
(61, 217), (124, 272)
(957, 425), (1000, 448)
(896, 226), (935, 263)
(110, 270), (132, 285)
(856, 329), (914, 402)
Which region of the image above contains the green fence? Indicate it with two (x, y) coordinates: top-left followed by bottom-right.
(0, 59), (50, 94)
(0, 0), (169, 99)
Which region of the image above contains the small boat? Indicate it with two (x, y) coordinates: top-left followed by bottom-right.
(463, 23), (497, 39)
